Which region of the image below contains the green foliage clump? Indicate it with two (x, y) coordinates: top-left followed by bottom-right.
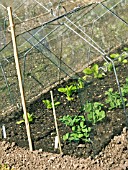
(121, 78), (128, 96)
(82, 101), (105, 125)
(77, 78), (85, 89)
(83, 63), (105, 80)
(105, 88), (127, 110)
(60, 115), (91, 142)
(42, 99), (60, 109)
(103, 62), (113, 72)
(16, 112), (35, 124)
(58, 85), (77, 101)
(82, 48), (128, 80)
(110, 51), (128, 64)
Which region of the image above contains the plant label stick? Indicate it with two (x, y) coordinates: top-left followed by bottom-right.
(54, 136), (59, 149)
(2, 125), (6, 139)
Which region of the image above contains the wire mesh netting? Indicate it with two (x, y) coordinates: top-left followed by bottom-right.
(0, 0), (128, 115)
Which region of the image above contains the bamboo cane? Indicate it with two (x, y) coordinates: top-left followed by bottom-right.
(7, 7), (33, 151)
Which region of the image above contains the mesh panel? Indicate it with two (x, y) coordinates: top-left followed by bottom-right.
(0, 0), (128, 114)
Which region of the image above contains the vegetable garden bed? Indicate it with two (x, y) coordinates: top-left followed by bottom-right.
(0, 47), (128, 159)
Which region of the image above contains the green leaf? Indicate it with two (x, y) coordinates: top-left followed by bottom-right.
(110, 53), (119, 59)
(82, 128), (88, 133)
(43, 100), (52, 109)
(63, 133), (70, 141)
(43, 100), (50, 105)
(77, 125), (81, 132)
(78, 133), (84, 138)
(58, 85), (77, 101)
(83, 67), (93, 75)
(104, 62), (113, 72)
(58, 87), (67, 93)
(124, 47), (128, 51)
(66, 96), (74, 101)
(83, 101), (92, 112)
(92, 64), (99, 74)
(122, 59), (127, 64)
(16, 120), (25, 124)
(43, 100), (60, 109)
(97, 111), (105, 121)
(82, 75), (87, 80)
(94, 102), (101, 108)
(54, 102), (61, 106)
(70, 85), (77, 91)
(79, 116), (86, 121)
(108, 63), (113, 72)
(77, 78), (84, 89)
(95, 109), (100, 114)
(84, 133), (89, 138)
(17, 112), (35, 125)
(87, 113), (93, 121)
(108, 88), (113, 92)
(23, 113), (34, 123)
(100, 111), (105, 117)
(80, 121), (84, 128)
(72, 126), (76, 131)
(118, 56), (122, 62)
(88, 127), (91, 132)
(69, 136), (79, 142)
(96, 73), (103, 79)
(60, 115), (74, 126)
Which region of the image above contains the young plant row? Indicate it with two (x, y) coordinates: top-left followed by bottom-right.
(16, 48), (128, 144)
(16, 75), (128, 143)
(43, 47), (128, 106)
(82, 47), (128, 81)
(59, 77), (128, 143)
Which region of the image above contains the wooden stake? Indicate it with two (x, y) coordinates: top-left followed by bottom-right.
(50, 90), (63, 154)
(7, 7), (33, 151)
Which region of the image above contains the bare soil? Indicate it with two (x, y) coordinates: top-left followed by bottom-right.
(0, 127), (128, 170)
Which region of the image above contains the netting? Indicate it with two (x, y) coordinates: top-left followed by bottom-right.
(0, 0), (128, 115)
